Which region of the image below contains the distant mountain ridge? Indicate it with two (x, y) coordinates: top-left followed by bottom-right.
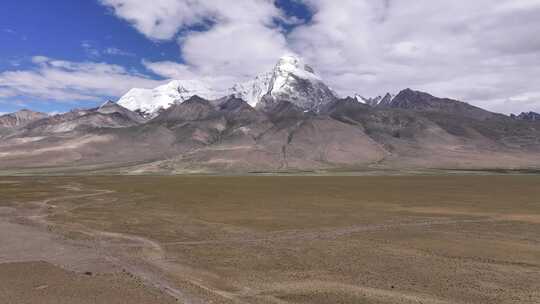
(0, 109), (48, 128)
(512, 111), (540, 121)
(0, 109), (49, 137)
(1, 55), (540, 173)
(14, 102), (146, 136)
(355, 93), (395, 106)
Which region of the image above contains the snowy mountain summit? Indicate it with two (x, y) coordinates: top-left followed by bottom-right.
(118, 80), (221, 117)
(233, 54), (337, 111)
(118, 55), (338, 116)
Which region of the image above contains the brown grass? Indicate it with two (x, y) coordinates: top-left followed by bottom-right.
(1, 175), (540, 303)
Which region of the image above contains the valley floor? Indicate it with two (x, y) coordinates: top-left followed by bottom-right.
(1, 175), (539, 303)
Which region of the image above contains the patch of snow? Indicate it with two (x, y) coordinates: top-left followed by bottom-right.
(269, 54), (321, 96)
(117, 80), (222, 117)
(235, 54), (337, 110)
(354, 93), (396, 106)
(354, 95), (368, 104)
(229, 72), (272, 108)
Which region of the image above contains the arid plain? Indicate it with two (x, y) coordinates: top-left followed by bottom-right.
(1, 175), (539, 304)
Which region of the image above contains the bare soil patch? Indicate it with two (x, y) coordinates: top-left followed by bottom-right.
(0, 261), (176, 304)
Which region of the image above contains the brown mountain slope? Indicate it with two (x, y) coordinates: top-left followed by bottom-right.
(0, 109), (48, 128)
(0, 109), (48, 137)
(0, 93), (539, 173)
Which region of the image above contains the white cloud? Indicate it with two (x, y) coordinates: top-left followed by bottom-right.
(6, 0), (540, 114)
(99, 0), (211, 40)
(181, 22), (288, 78)
(142, 60), (237, 92)
(101, 0), (290, 88)
(287, 0), (540, 113)
(80, 42), (135, 58)
(103, 0), (540, 113)
(142, 60), (191, 79)
(99, 0), (289, 40)
(104, 47), (135, 57)
(494, 0), (540, 12)
(31, 56), (50, 64)
(81, 41), (101, 58)
(0, 56), (163, 101)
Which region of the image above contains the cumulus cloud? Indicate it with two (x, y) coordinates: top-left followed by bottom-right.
(0, 56), (162, 101)
(143, 19), (289, 90)
(99, 0), (211, 40)
(100, 0), (540, 113)
(141, 24), (289, 90)
(99, 0), (287, 40)
(142, 59), (232, 89)
(101, 0), (290, 88)
(288, 0), (540, 113)
(5, 0), (539, 114)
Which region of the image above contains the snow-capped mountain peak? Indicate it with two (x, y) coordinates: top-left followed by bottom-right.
(271, 54), (321, 87)
(262, 54), (337, 111)
(228, 72), (272, 108)
(117, 80), (221, 117)
(232, 54), (337, 111)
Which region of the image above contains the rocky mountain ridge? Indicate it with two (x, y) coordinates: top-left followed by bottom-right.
(0, 109), (48, 128)
(512, 111), (540, 121)
(2, 55), (539, 173)
(1, 88), (539, 173)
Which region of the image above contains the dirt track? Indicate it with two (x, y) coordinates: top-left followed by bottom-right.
(0, 214), (177, 303)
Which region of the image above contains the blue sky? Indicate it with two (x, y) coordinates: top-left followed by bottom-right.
(0, 0), (312, 114)
(1, 0), (540, 115)
(1, 1), (191, 113)
(2, 1), (173, 65)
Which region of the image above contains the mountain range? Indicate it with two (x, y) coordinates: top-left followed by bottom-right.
(1, 55), (539, 173)
(118, 55), (337, 116)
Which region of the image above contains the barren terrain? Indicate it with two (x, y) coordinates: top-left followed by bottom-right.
(1, 175), (539, 303)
